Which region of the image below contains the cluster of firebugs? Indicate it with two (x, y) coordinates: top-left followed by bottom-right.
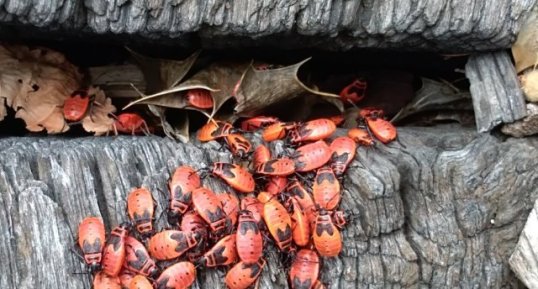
(75, 79), (398, 289)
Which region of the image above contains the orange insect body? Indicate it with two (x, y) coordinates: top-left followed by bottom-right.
(93, 271), (121, 289)
(102, 223), (130, 277)
(192, 187), (230, 234)
(256, 157), (295, 176)
(289, 249), (320, 289)
(186, 89), (213, 109)
(290, 197), (311, 247)
(240, 197), (264, 225)
(339, 79), (367, 104)
(287, 179), (316, 224)
(313, 210), (342, 257)
(366, 117), (397, 144)
(123, 236), (158, 278)
(198, 121), (232, 142)
(180, 211), (209, 262)
(329, 136), (357, 177)
(257, 191), (273, 204)
(63, 90), (91, 122)
(225, 259), (266, 289)
(312, 167), (341, 210)
(236, 210), (264, 263)
(168, 165), (201, 219)
(115, 113), (149, 135)
(155, 261), (196, 289)
(199, 234), (238, 267)
(211, 163), (255, 193)
(292, 140), (332, 172)
(290, 118), (336, 143)
(241, 116), (279, 131)
(77, 217), (105, 272)
(262, 122), (291, 142)
(253, 145), (272, 168)
(313, 280), (326, 289)
(347, 128), (374, 146)
(127, 188), (154, 235)
(265, 176), (288, 195)
(147, 230), (201, 261)
(225, 134), (252, 158)
(129, 275), (153, 289)
(263, 198), (293, 251)
(217, 192), (240, 226)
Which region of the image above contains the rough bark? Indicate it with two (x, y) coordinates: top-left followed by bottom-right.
(0, 0), (536, 51)
(510, 199), (538, 289)
(0, 126), (537, 289)
(465, 51), (527, 133)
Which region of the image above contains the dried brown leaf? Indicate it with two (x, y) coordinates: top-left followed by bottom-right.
(234, 58), (343, 117)
(81, 86), (117, 135)
(0, 44), (82, 133)
(126, 48), (201, 91)
(512, 11), (538, 73)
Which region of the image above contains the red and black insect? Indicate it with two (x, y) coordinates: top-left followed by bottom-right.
(114, 113), (151, 135)
(365, 116), (397, 144)
(289, 249), (320, 289)
(129, 275), (153, 289)
(241, 116), (280, 131)
(263, 198), (293, 251)
(192, 187), (231, 235)
(77, 217), (105, 272)
(168, 165), (201, 220)
(358, 107), (384, 119)
(240, 196), (264, 225)
(186, 89), (214, 109)
(347, 128), (374, 146)
(225, 259), (266, 289)
(262, 122), (295, 142)
(253, 144), (272, 169)
(123, 236), (159, 278)
(289, 118), (336, 143)
(211, 163), (255, 193)
(155, 261), (196, 289)
(147, 230), (201, 261)
(127, 187), (154, 236)
(313, 209), (342, 257)
(256, 157), (295, 176)
(236, 210), (264, 263)
(102, 222), (131, 277)
(225, 133), (252, 158)
(329, 136), (357, 177)
(265, 176), (288, 195)
(93, 271), (121, 289)
(292, 140), (332, 172)
(289, 197), (311, 247)
(180, 210), (209, 263)
(339, 79), (367, 104)
(198, 234), (238, 267)
(312, 167), (341, 210)
(198, 121), (233, 142)
(217, 191), (240, 226)
(287, 179), (316, 224)
(63, 89), (93, 122)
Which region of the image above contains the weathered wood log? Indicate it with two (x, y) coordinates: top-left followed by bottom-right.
(0, 0), (536, 51)
(1, 127), (537, 288)
(510, 198), (538, 289)
(465, 51), (527, 132)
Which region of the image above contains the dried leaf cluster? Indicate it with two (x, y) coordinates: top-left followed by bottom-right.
(0, 44), (116, 135)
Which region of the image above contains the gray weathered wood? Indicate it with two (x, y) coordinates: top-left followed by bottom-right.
(0, 0), (536, 51)
(1, 127), (537, 288)
(465, 51), (527, 132)
(510, 198), (538, 289)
